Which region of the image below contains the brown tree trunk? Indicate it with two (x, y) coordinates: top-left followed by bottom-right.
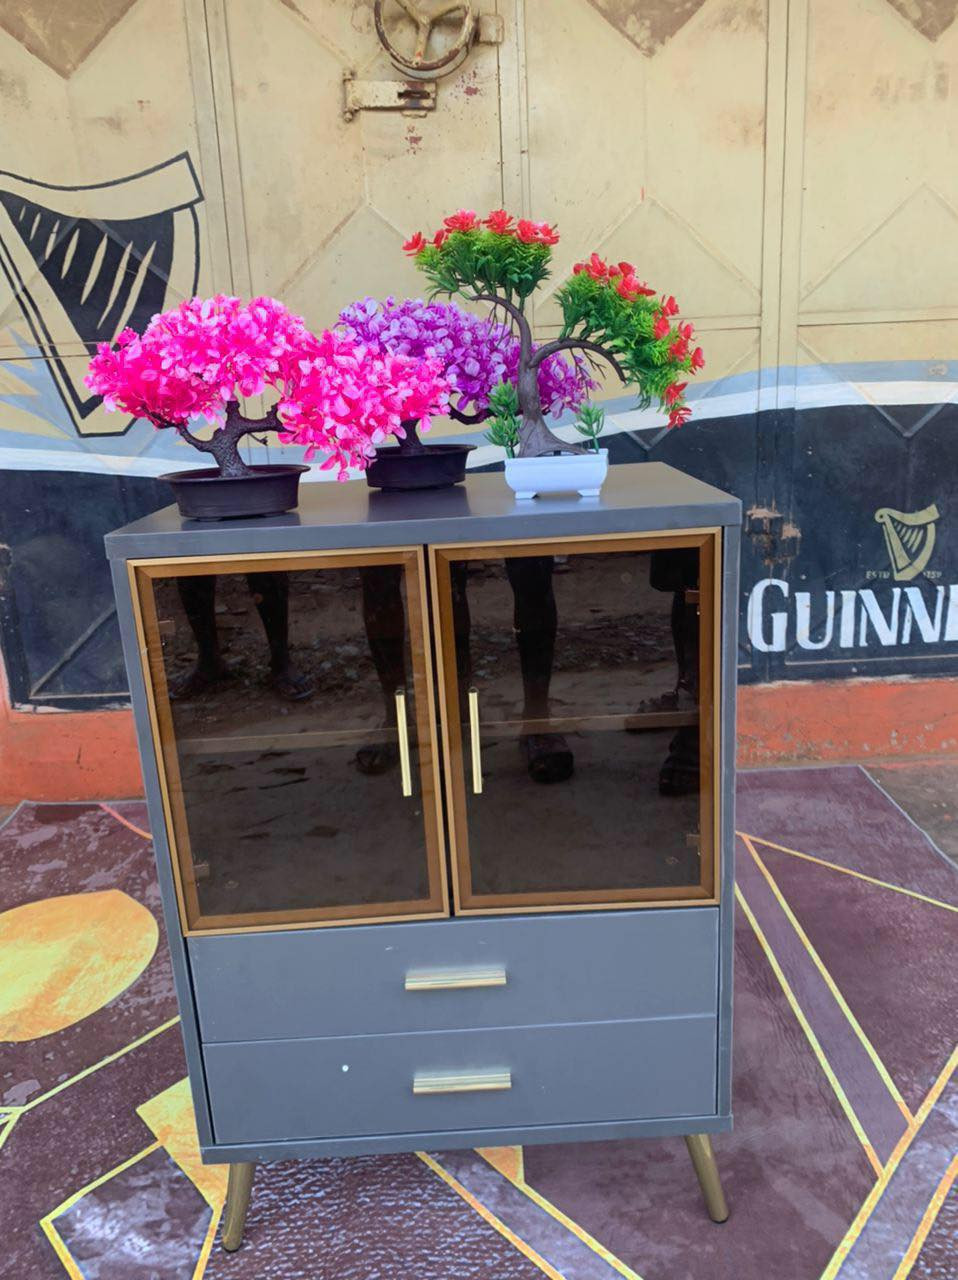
(516, 359), (585, 457)
(177, 401), (283, 476)
(396, 418), (428, 455)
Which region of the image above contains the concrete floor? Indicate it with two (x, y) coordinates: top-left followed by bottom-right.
(1, 760), (956, 1279)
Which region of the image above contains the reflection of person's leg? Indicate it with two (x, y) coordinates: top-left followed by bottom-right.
(450, 561), (472, 715)
(649, 550), (700, 797)
(170, 575), (230, 699)
(356, 565), (406, 774)
(246, 573), (313, 701)
(505, 556), (573, 784)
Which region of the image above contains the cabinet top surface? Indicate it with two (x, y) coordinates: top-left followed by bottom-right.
(106, 462), (741, 560)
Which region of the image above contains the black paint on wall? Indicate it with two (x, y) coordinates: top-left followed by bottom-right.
(1, 398), (956, 709)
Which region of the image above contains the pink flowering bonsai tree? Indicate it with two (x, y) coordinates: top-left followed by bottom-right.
(85, 295), (449, 481)
(337, 296), (594, 456)
(402, 210), (705, 457)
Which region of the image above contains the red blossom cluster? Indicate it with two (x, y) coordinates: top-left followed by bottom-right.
(571, 253), (656, 301)
(402, 209), (560, 255)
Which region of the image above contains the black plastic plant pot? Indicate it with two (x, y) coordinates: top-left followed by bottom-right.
(158, 464), (310, 520)
(365, 443), (476, 491)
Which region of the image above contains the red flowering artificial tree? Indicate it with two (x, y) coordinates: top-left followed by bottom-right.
(85, 295), (449, 480)
(403, 209), (704, 457)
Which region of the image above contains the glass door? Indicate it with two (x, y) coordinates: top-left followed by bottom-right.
(431, 533), (720, 913)
(132, 548), (447, 932)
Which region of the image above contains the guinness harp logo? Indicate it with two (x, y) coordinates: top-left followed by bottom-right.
(875, 504), (940, 581)
(0, 153), (202, 436)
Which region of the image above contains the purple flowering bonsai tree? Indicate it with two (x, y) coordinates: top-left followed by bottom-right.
(338, 296), (595, 456)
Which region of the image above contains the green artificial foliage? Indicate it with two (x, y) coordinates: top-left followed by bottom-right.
(403, 210), (705, 455)
(417, 232), (552, 308)
(573, 402), (606, 452)
(483, 381), (521, 458)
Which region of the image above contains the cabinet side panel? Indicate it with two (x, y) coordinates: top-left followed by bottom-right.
(109, 558), (213, 1145)
(717, 523), (741, 1115)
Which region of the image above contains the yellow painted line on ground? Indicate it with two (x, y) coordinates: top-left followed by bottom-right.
(99, 802), (152, 840)
(40, 1141), (161, 1278)
(21, 1015), (180, 1113)
(192, 1203), (224, 1280)
(819, 1045), (958, 1280)
(736, 884), (883, 1179)
(891, 1154), (958, 1280)
(0, 1108), (22, 1154)
(741, 833), (914, 1124)
(738, 832), (958, 915)
(494, 1159), (645, 1280)
(417, 1152), (564, 1280)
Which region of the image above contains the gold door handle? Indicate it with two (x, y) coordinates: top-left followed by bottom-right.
(413, 1069), (511, 1095)
(468, 687), (483, 794)
(395, 688), (413, 798)
(405, 965), (507, 991)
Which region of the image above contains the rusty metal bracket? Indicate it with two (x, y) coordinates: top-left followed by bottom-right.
(745, 506), (802, 567)
(342, 72), (437, 122)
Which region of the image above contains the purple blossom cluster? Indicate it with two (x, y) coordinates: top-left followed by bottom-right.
(338, 297), (595, 419)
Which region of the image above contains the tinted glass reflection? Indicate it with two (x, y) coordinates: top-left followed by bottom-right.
(151, 564), (435, 922)
(448, 548), (707, 902)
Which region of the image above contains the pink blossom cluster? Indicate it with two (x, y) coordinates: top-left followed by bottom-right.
(85, 295), (450, 478)
(84, 295), (313, 426)
(277, 330), (449, 476)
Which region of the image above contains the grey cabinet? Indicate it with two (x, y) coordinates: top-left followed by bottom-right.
(107, 462), (740, 1237)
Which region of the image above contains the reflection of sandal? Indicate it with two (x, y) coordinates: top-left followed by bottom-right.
(521, 733), (574, 785)
(270, 670), (314, 701)
(170, 664), (234, 701)
(658, 728), (700, 796)
(355, 740), (400, 776)
(632, 683), (697, 716)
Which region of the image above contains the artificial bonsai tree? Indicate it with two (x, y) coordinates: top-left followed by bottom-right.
(85, 294), (450, 481)
(337, 295), (594, 457)
(402, 210), (704, 457)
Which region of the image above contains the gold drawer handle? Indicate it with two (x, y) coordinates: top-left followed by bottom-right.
(413, 1069), (512, 1095)
(395, 688), (413, 798)
(405, 965), (507, 991)
(468, 687), (483, 794)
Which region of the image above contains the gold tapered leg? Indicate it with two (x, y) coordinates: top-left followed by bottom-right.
(221, 1161), (256, 1251)
(685, 1134), (729, 1223)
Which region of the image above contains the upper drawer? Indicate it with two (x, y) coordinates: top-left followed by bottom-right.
(188, 907), (718, 1041)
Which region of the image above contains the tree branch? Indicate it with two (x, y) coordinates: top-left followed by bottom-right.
(529, 337), (626, 382)
(448, 404), (490, 425)
(472, 292), (532, 363)
(172, 420), (214, 453)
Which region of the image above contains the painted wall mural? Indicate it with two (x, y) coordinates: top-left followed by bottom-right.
(0, 0), (956, 711)
(0, 155), (202, 435)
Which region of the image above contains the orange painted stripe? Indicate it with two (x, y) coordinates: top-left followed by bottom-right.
(99, 802), (151, 840)
(7, 654), (958, 801)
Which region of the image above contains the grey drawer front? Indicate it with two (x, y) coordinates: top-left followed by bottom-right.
(189, 908), (719, 1041)
(205, 1016), (717, 1144)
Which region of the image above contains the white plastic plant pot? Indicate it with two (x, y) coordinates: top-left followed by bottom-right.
(503, 449), (609, 500)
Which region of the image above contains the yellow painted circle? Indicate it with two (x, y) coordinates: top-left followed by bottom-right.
(0, 890), (159, 1041)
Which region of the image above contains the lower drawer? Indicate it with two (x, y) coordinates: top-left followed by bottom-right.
(204, 1016), (717, 1145)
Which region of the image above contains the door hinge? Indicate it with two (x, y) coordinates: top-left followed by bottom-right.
(342, 72), (437, 122)
(745, 506), (802, 567)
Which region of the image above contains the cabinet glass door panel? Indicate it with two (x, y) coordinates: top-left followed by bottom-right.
(432, 534), (719, 912)
(133, 550), (446, 931)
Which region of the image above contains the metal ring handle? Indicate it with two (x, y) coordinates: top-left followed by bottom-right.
(395, 688), (413, 798)
(374, 0), (477, 78)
